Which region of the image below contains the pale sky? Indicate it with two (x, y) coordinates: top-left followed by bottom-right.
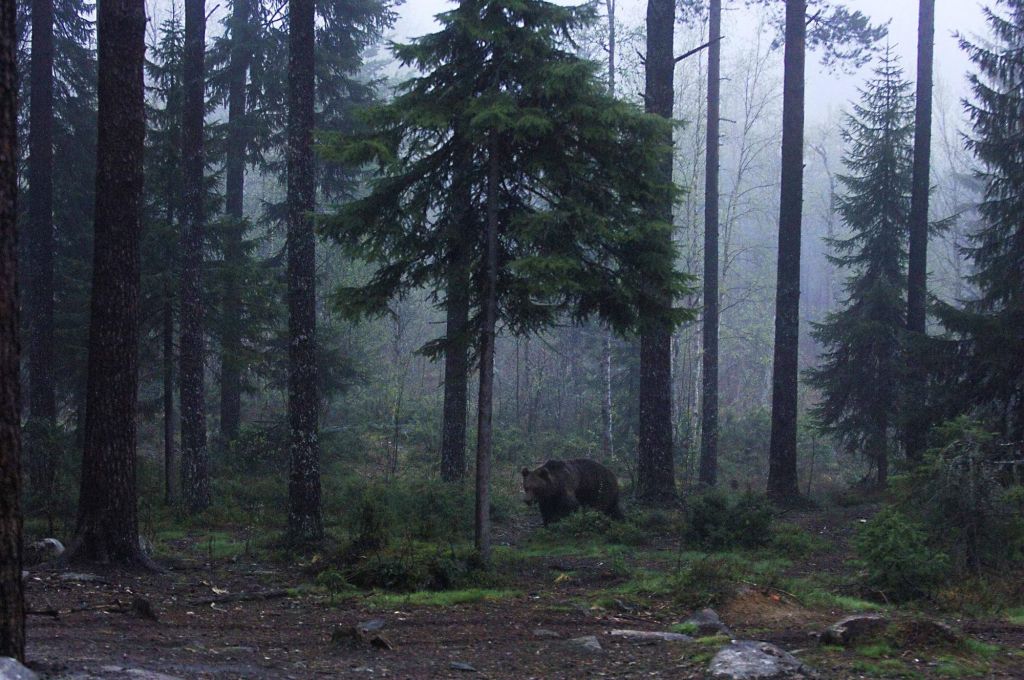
(390, 0), (990, 124)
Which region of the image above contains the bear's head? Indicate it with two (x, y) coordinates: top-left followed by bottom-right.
(521, 462), (562, 505)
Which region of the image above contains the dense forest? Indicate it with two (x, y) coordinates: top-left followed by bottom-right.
(0, 0), (1022, 678)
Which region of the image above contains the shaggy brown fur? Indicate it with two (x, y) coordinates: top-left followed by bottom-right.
(521, 459), (623, 526)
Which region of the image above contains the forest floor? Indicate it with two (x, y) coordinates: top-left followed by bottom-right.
(21, 501), (1024, 679)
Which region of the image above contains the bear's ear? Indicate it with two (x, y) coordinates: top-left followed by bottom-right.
(521, 467), (530, 477)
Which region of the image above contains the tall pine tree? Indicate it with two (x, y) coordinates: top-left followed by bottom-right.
(325, 0), (689, 562)
(806, 51), (914, 488)
(938, 1), (1024, 440)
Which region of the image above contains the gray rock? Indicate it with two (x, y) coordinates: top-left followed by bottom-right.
(0, 657), (39, 680)
(532, 628), (561, 639)
(820, 614), (888, 647)
(707, 641), (818, 680)
(567, 635), (603, 653)
(26, 538), (65, 565)
(609, 629), (693, 643)
(449, 661), (477, 672)
(356, 619), (386, 635)
(686, 608), (733, 637)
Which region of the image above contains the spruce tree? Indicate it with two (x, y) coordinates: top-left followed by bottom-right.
(206, 0), (396, 448)
(144, 10), (186, 504)
(806, 51), (914, 487)
(938, 1), (1024, 439)
(17, 0), (96, 501)
(325, 0), (689, 562)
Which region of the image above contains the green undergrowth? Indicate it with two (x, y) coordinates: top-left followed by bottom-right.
(364, 587), (521, 608)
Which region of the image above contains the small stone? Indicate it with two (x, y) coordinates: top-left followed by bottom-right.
(609, 629), (693, 643)
(820, 614), (889, 647)
(357, 618), (386, 634)
(568, 635), (602, 653)
(685, 608), (732, 637)
(0, 657), (39, 680)
(707, 640), (819, 679)
(532, 628), (561, 639)
(449, 661), (477, 672)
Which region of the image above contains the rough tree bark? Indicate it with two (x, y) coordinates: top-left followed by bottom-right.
(220, 0), (251, 445)
(71, 0), (149, 565)
(286, 0), (323, 545)
(27, 0), (56, 434)
(179, 0), (210, 513)
(0, 0), (26, 655)
(905, 0), (934, 462)
(767, 0), (806, 504)
(637, 0), (676, 505)
(475, 138), (499, 565)
(699, 0), (722, 488)
(440, 225), (470, 482)
(163, 293), (175, 504)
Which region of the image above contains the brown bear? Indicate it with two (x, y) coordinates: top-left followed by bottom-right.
(521, 458), (623, 526)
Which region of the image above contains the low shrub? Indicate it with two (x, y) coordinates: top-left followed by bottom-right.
(684, 491), (773, 550)
(668, 556), (742, 609)
(853, 508), (949, 602)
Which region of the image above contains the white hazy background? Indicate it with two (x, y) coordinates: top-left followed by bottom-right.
(391, 0), (987, 125)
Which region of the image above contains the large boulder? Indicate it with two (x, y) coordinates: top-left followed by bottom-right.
(707, 641), (818, 680)
(819, 614), (889, 647)
(25, 538), (64, 565)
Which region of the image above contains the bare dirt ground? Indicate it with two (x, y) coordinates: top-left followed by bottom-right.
(22, 504), (1024, 679)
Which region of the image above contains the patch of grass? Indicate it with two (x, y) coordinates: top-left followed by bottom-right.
(365, 588), (520, 607)
(669, 622), (698, 635)
(797, 588), (884, 613)
(849, 659), (921, 679)
(960, 638), (1000, 658)
(768, 523), (830, 557)
(858, 642), (896, 659)
(694, 634), (731, 646)
(1006, 607), (1024, 625)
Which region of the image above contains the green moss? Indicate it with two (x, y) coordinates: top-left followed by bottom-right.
(1006, 607), (1024, 625)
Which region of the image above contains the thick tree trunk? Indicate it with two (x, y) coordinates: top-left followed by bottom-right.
(440, 234), (469, 482)
(71, 0), (149, 565)
(699, 0), (721, 488)
(767, 0), (806, 504)
(286, 0), (323, 545)
(475, 139), (499, 566)
(220, 0), (251, 445)
(180, 0), (209, 513)
(27, 0), (56, 430)
(0, 0), (25, 656)
(637, 0), (675, 505)
(163, 293), (175, 504)
(905, 0), (934, 463)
